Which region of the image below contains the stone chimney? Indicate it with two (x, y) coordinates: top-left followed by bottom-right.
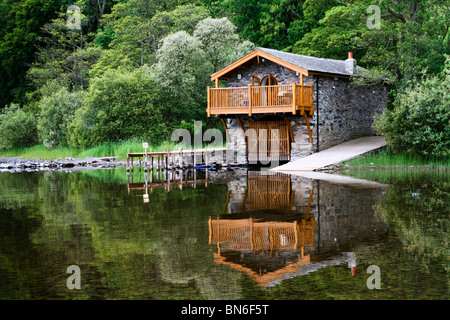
(345, 52), (357, 74)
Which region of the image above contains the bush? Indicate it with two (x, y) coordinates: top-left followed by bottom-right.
(374, 57), (450, 158)
(68, 68), (169, 148)
(0, 104), (38, 149)
(37, 89), (84, 148)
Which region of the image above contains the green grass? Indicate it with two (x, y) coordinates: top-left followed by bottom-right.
(0, 140), (227, 161)
(342, 149), (450, 169)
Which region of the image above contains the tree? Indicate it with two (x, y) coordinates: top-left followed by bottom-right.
(68, 68), (168, 148)
(194, 17), (239, 72)
(26, 6), (101, 99)
(0, 0), (65, 108)
(151, 31), (213, 124)
(0, 104), (38, 148)
(37, 88), (84, 148)
(373, 57), (450, 158)
(292, 0), (450, 82)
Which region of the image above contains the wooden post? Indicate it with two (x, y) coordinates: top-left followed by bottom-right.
(166, 148), (169, 169)
(127, 149), (130, 171)
(303, 113), (313, 142)
(193, 148), (196, 168)
(207, 86), (211, 117)
(205, 147), (208, 167)
(248, 85), (252, 116)
(292, 83), (297, 115)
(300, 74), (304, 108)
(179, 148), (183, 168)
(150, 148), (153, 170)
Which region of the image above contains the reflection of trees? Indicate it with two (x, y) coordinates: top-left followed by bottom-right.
(374, 172), (449, 266)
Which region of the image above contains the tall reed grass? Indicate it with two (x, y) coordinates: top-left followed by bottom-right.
(0, 139), (227, 161)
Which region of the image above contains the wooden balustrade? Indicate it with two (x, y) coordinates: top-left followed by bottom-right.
(207, 84), (314, 116)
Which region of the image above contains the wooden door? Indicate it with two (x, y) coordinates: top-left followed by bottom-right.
(247, 120), (291, 163)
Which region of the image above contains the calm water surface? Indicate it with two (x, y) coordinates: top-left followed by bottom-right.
(0, 167), (448, 300)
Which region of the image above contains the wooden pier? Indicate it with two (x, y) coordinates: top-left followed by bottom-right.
(126, 147), (227, 171)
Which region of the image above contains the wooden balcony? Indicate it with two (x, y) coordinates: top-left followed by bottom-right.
(207, 83), (314, 117)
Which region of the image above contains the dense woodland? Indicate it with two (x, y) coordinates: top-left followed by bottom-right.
(0, 0), (449, 157)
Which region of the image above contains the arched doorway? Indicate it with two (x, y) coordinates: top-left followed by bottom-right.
(260, 74), (278, 106)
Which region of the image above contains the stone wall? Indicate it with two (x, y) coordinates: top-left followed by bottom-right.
(315, 76), (387, 151)
(222, 59), (387, 164)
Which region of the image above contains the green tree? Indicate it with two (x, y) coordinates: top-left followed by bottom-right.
(26, 6), (101, 98)
(0, 104), (38, 148)
(37, 88), (84, 148)
(0, 0), (65, 107)
(292, 0), (450, 82)
(68, 68), (168, 148)
(373, 57), (450, 158)
(151, 30), (213, 124)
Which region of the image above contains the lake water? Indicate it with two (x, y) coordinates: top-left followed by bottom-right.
(0, 167), (448, 300)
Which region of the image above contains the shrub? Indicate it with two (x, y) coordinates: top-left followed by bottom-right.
(68, 68), (169, 148)
(374, 57), (450, 158)
(37, 88), (84, 148)
(0, 104), (38, 149)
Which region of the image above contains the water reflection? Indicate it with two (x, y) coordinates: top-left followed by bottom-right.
(0, 168), (447, 299)
(127, 169), (389, 287)
(203, 171), (388, 287)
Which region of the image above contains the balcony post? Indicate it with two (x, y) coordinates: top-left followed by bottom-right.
(292, 83), (296, 115)
(300, 74), (304, 108)
(248, 84), (252, 116)
(207, 86), (211, 117)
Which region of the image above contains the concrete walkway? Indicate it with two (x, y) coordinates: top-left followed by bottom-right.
(272, 136), (386, 172)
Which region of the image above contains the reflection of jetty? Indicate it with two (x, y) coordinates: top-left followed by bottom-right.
(126, 148), (227, 171)
(127, 169), (208, 202)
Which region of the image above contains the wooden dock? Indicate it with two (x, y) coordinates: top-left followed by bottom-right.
(126, 147), (227, 171)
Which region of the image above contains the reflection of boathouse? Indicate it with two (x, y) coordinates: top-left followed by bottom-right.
(209, 170), (388, 287)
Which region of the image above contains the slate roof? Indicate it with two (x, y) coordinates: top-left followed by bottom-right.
(256, 47), (366, 77)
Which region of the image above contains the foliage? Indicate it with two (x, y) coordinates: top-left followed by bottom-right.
(0, 104), (38, 148)
(37, 88), (84, 148)
(373, 57), (450, 158)
(67, 68), (169, 148)
(26, 8), (102, 99)
(292, 0), (450, 83)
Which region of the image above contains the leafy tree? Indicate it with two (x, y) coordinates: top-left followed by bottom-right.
(373, 57), (450, 158)
(151, 30), (213, 124)
(37, 88), (84, 148)
(68, 68), (168, 148)
(26, 6), (101, 98)
(194, 17), (240, 72)
(292, 0), (450, 82)
(0, 104), (38, 148)
(0, 0), (65, 108)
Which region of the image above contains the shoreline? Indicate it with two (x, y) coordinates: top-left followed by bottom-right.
(0, 156), (127, 172)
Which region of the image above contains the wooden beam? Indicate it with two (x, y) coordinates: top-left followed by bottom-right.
(284, 117), (294, 142)
(221, 118), (230, 143)
(211, 49), (309, 81)
(236, 115), (245, 132)
(207, 86), (211, 117)
(303, 113), (313, 143)
(292, 83), (296, 115)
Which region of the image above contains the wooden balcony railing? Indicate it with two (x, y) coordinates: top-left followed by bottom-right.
(207, 83), (314, 117)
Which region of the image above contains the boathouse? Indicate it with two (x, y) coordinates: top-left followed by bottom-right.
(206, 48), (387, 164)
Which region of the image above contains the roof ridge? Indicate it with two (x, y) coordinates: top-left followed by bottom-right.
(256, 47), (348, 63)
